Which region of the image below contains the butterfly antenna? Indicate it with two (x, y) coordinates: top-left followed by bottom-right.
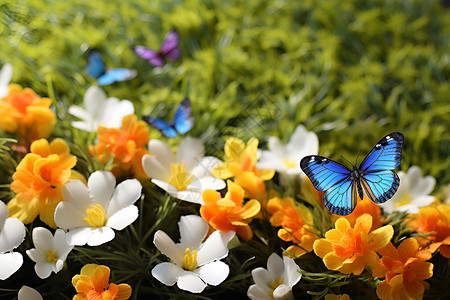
(355, 149), (362, 165)
(341, 155), (353, 167)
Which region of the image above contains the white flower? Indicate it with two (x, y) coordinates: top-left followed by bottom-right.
(257, 125), (318, 178)
(68, 86), (135, 132)
(142, 137), (225, 204)
(0, 200), (26, 280)
(0, 63), (13, 98)
(26, 227), (74, 279)
(54, 171), (142, 246)
(380, 165), (436, 214)
(152, 215), (235, 293)
(18, 286), (43, 300)
(247, 253), (302, 300)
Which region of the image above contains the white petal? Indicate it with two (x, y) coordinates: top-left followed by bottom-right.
(101, 98), (134, 128)
(286, 125), (319, 157)
(282, 256), (301, 287)
(154, 230), (183, 266)
(407, 166), (436, 197)
(195, 261), (229, 285)
(175, 189), (203, 204)
(197, 230), (235, 266)
(142, 154), (172, 181)
(106, 205), (138, 230)
(267, 136), (285, 157)
(84, 86), (106, 114)
(66, 227), (94, 246)
(273, 284), (295, 300)
(26, 248), (46, 264)
(176, 137), (204, 171)
(0, 201), (8, 228)
(247, 284), (273, 300)
(106, 179), (141, 218)
(88, 171), (116, 210)
(177, 271), (207, 293)
(0, 252), (23, 280)
(190, 156), (223, 178)
(34, 262), (53, 279)
(54, 229), (74, 259)
(178, 215), (209, 250)
(18, 286), (43, 300)
(87, 227), (115, 246)
(68, 105), (92, 122)
(0, 63), (13, 88)
(151, 179), (179, 195)
(70, 120), (95, 132)
(267, 253), (284, 281)
(257, 151), (284, 171)
(147, 139), (175, 169)
(251, 267), (272, 293)
(191, 177), (226, 191)
(151, 262), (183, 286)
(31, 227), (53, 252)
(0, 217), (26, 252)
(62, 180), (92, 209)
(54, 201), (89, 229)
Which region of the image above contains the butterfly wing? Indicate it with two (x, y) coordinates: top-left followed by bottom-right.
(160, 29), (181, 61)
(96, 68), (137, 86)
(143, 116), (178, 138)
(85, 49), (106, 78)
(301, 155), (357, 215)
(359, 132), (404, 204)
(173, 97), (194, 135)
(133, 46), (164, 67)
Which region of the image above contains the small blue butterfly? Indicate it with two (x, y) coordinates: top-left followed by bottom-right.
(300, 132), (404, 215)
(143, 97), (194, 138)
(85, 49), (137, 86)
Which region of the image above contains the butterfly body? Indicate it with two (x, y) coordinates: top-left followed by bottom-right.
(300, 132), (404, 215)
(143, 97), (194, 138)
(133, 29), (180, 67)
(85, 49), (137, 86)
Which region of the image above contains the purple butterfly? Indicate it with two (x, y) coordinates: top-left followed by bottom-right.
(133, 29), (181, 67)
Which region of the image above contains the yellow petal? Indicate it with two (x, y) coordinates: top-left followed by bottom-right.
(334, 218), (351, 233)
(213, 163), (234, 179)
(30, 138), (51, 157)
(354, 213), (373, 234)
(49, 138), (70, 155)
(80, 264), (100, 277)
(323, 252), (345, 271)
(313, 238), (334, 258)
(7, 197), (39, 224)
(116, 283), (132, 300)
(240, 199), (261, 219)
(325, 228), (343, 242)
(368, 225), (394, 251)
(225, 137), (245, 163)
(397, 238), (419, 261)
(257, 169), (275, 181)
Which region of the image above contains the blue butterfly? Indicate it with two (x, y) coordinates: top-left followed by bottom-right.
(143, 97), (194, 138)
(85, 49), (137, 86)
(300, 132), (404, 215)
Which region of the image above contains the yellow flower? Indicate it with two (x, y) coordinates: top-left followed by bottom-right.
(373, 238), (433, 300)
(267, 196), (319, 257)
(72, 264), (131, 300)
(324, 294), (351, 300)
(313, 214), (393, 275)
(214, 137), (274, 182)
(89, 114), (150, 178)
(8, 138), (82, 228)
(200, 180), (260, 240)
(0, 84), (55, 143)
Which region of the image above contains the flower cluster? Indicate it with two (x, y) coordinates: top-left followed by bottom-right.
(0, 60), (448, 300)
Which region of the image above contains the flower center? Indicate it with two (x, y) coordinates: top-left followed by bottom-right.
(283, 158), (297, 169)
(84, 204), (107, 228)
(46, 249), (58, 264)
(168, 162), (194, 191)
(269, 276), (284, 297)
(182, 248), (198, 271)
(395, 193), (412, 208)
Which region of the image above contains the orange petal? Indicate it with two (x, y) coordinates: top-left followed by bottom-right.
(397, 238), (419, 261)
(91, 265), (110, 292)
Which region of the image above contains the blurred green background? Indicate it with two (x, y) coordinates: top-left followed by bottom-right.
(0, 0), (449, 298)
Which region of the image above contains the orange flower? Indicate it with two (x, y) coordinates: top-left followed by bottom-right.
(373, 238), (433, 300)
(313, 214), (393, 275)
(72, 264), (131, 300)
(407, 203), (450, 258)
(331, 197), (384, 231)
(0, 84), (55, 142)
(200, 180), (261, 240)
(90, 114), (150, 178)
(213, 137), (274, 182)
(8, 138), (83, 228)
(324, 294), (351, 300)
(267, 196), (318, 257)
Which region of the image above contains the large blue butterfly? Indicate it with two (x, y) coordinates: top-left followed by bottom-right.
(143, 97), (194, 138)
(85, 49), (137, 86)
(300, 132), (404, 215)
